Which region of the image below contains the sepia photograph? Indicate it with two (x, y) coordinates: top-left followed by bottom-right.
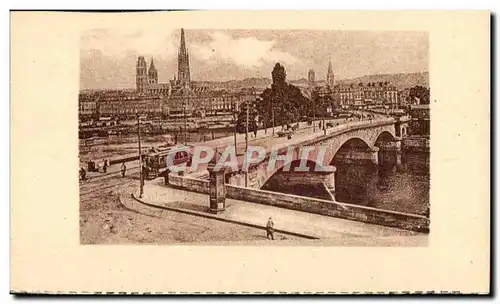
(11, 10), (489, 294)
(79, 28), (430, 245)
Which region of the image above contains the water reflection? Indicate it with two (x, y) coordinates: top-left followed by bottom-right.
(263, 151), (430, 216)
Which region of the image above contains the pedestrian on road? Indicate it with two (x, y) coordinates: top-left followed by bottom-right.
(266, 217), (274, 240)
(79, 167), (86, 181)
(163, 168), (170, 185)
(253, 129), (257, 138)
(103, 159), (108, 173)
(121, 162), (127, 178)
(142, 163), (148, 180)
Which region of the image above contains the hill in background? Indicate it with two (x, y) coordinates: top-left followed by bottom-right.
(193, 72), (429, 91)
(336, 72), (429, 90)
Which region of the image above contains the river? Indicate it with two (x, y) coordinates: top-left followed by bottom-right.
(262, 150), (430, 216)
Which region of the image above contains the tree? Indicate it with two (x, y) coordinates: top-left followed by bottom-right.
(407, 85), (430, 105)
(271, 63), (289, 128)
(271, 62), (286, 85)
(312, 93), (322, 116)
(330, 94), (342, 116)
(286, 83), (309, 122)
(256, 88), (273, 129)
(254, 63), (310, 129)
(236, 100), (258, 133)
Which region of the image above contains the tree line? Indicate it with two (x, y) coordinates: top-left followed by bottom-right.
(236, 63), (333, 132)
(235, 63), (430, 132)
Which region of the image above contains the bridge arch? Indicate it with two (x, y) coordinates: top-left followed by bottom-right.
(374, 130), (401, 167)
(261, 159), (329, 186)
(261, 159), (334, 199)
(331, 137), (376, 166)
(226, 120), (400, 189)
(374, 131), (397, 147)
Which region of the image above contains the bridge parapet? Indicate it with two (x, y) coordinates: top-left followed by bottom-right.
(167, 173), (429, 233)
(223, 117), (401, 189)
(298, 118), (396, 147)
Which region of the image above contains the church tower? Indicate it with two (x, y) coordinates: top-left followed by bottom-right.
(177, 28), (191, 87)
(326, 57), (335, 88)
(148, 58), (158, 85)
(136, 56), (148, 92)
(308, 69), (316, 88)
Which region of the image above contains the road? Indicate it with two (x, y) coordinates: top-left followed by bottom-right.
(79, 171), (301, 244)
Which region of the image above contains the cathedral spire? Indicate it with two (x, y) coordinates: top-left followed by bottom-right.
(327, 55), (334, 88)
(180, 29), (187, 55)
(148, 57), (158, 85)
(177, 28), (191, 87)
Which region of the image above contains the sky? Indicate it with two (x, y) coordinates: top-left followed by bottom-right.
(80, 28), (428, 90)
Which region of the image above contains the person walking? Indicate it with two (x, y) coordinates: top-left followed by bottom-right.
(142, 163), (149, 180)
(266, 217), (274, 240)
(79, 167), (86, 181)
(121, 162), (127, 178)
(163, 168), (170, 185)
(102, 159), (108, 173)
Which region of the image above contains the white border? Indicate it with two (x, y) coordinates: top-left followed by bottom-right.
(4, 1), (497, 303)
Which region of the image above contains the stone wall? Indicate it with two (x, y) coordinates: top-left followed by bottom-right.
(169, 174), (429, 233)
(225, 184), (429, 233)
(168, 174), (210, 194)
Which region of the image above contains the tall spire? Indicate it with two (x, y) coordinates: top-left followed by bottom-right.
(148, 57), (158, 85)
(327, 55), (334, 88)
(180, 28), (186, 55)
(177, 28), (191, 87)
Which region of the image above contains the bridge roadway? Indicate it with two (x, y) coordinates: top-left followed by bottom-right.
(80, 112), (391, 186)
(81, 115), (377, 180)
(186, 114), (396, 178)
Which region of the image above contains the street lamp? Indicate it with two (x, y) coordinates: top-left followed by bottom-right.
(244, 92), (250, 188)
(311, 89), (316, 132)
(271, 95), (275, 135)
(232, 100), (237, 155)
(183, 100), (187, 144)
(137, 115), (144, 198)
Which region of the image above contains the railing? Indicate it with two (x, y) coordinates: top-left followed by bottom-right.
(299, 117), (395, 147)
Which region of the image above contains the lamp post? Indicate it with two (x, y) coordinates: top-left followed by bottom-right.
(271, 96), (275, 135)
(313, 96), (316, 132)
(245, 94), (249, 188)
(137, 115), (144, 198)
(183, 100), (187, 144)
(232, 101), (237, 155)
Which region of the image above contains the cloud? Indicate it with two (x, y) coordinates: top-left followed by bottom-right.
(190, 31), (298, 68)
(80, 28), (177, 59)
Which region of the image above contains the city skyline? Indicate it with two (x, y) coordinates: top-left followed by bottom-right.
(81, 29), (429, 90)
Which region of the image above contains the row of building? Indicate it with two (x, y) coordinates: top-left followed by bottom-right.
(78, 88), (253, 121)
(79, 29), (257, 121)
(306, 62), (401, 108)
(79, 28), (422, 121)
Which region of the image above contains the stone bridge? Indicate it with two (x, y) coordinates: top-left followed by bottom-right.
(225, 117), (409, 196)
